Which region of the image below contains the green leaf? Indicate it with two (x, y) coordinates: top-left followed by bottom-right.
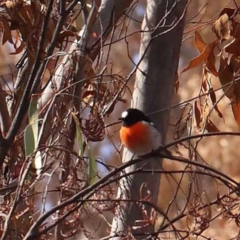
(88, 147), (97, 185)
(24, 97), (41, 173)
(28, 97), (38, 145)
(72, 112), (84, 158)
(24, 124), (35, 156)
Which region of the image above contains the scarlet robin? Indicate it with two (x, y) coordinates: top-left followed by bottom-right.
(119, 108), (162, 156)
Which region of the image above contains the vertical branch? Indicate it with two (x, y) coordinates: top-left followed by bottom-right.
(111, 0), (187, 239)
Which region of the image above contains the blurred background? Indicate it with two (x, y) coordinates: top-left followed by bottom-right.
(1, 0), (240, 239)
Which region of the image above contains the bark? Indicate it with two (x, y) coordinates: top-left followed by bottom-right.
(111, 0), (187, 239)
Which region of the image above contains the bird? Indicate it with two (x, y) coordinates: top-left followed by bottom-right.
(119, 108), (162, 156)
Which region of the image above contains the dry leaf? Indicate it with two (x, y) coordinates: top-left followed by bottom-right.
(0, 16), (13, 44)
(194, 31), (207, 53)
(218, 8), (236, 19)
(231, 102), (240, 127)
(209, 87), (223, 119)
(182, 40), (216, 74)
(194, 100), (201, 129)
(206, 51), (218, 77)
(213, 13), (231, 40)
(218, 55), (234, 100)
(10, 41), (25, 55)
(206, 119), (220, 132)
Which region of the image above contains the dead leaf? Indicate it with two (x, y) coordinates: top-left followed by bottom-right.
(182, 41), (216, 74)
(0, 16), (13, 44)
(194, 101), (201, 129)
(10, 41), (25, 55)
(218, 8), (236, 19)
(57, 30), (80, 47)
(194, 31), (207, 53)
(225, 38), (240, 55)
(213, 13), (231, 40)
(218, 55), (234, 100)
(209, 87), (223, 119)
(206, 51), (218, 77)
(45, 58), (57, 72)
(206, 119), (220, 132)
(231, 102), (240, 127)
(231, 20), (240, 38)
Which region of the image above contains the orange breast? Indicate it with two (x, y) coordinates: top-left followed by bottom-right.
(120, 122), (150, 153)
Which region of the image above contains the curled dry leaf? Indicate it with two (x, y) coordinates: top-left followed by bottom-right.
(194, 31), (207, 53)
(213, 13), (231, 41)
(10, 41), (25, 55)
(80, 107), (105, 142)
(231, 102), (240, 127)
(218, 55), (234, 101)
(218, 54), (240, 126)
(194, 100), (201, 129)
(209, 87), (223, 119)
(206, 119), (220, 132)
(0, 16), (13, 44)
(182, 32), (217, 76)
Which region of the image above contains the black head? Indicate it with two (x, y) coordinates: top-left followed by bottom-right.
(119, 108), (151, 126)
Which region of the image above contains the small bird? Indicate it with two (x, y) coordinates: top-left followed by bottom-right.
(119, 108), (162, 156)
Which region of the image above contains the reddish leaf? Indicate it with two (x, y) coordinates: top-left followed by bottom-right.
(231, 102), (240, 127)
(194, 101), (201, 128)
(58, 30), (80, 45)
(206, 119), (220, 132)
(10, 41), (25, 55)
(219, 8), (236, 19)
(225, 38), (240, 55)
(218, 55), (234, 100)
(194, 31), (207, 53)
(209, 87), (223, 118)
(0, 16), (13, 44)
(206, 52), (218, 77)
(46, 58), (57, 72)
(182, 41), (216, 74)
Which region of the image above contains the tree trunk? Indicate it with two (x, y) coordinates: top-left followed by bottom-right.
(111, 0), (187, 239)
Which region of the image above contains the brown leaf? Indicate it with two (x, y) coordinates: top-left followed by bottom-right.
(46, 58), (57, 72)
(225, 38), (240, 55)
(0, 16), (13, 44)
(82, 57), (96, 80)
(230, 55), (240, 101)
(17, 4), (35, 25)
(218, 8), (236, 19)
(182, 41), (216, 74)
(194, 31), (207, 53)
(231, 21), (240, 38)
(230, 54), (240, 73)
(206, 119), (220, 132)
(209, 87), (223, 119)
(213, 13), (231, 40)
(206, 51), (218, 77)
(10, 41), (25, 55)
(82, 90), (97, 104)
(57, 30), (80, 47)
(231, 102), (240, 127)
(218, 55), (234, 100)
(194, 101), (201, 129)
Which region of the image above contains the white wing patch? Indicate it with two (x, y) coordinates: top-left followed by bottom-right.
(121, 111), (128, 119)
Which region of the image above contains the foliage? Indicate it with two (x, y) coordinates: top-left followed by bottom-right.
(0, 0), (239, 240)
